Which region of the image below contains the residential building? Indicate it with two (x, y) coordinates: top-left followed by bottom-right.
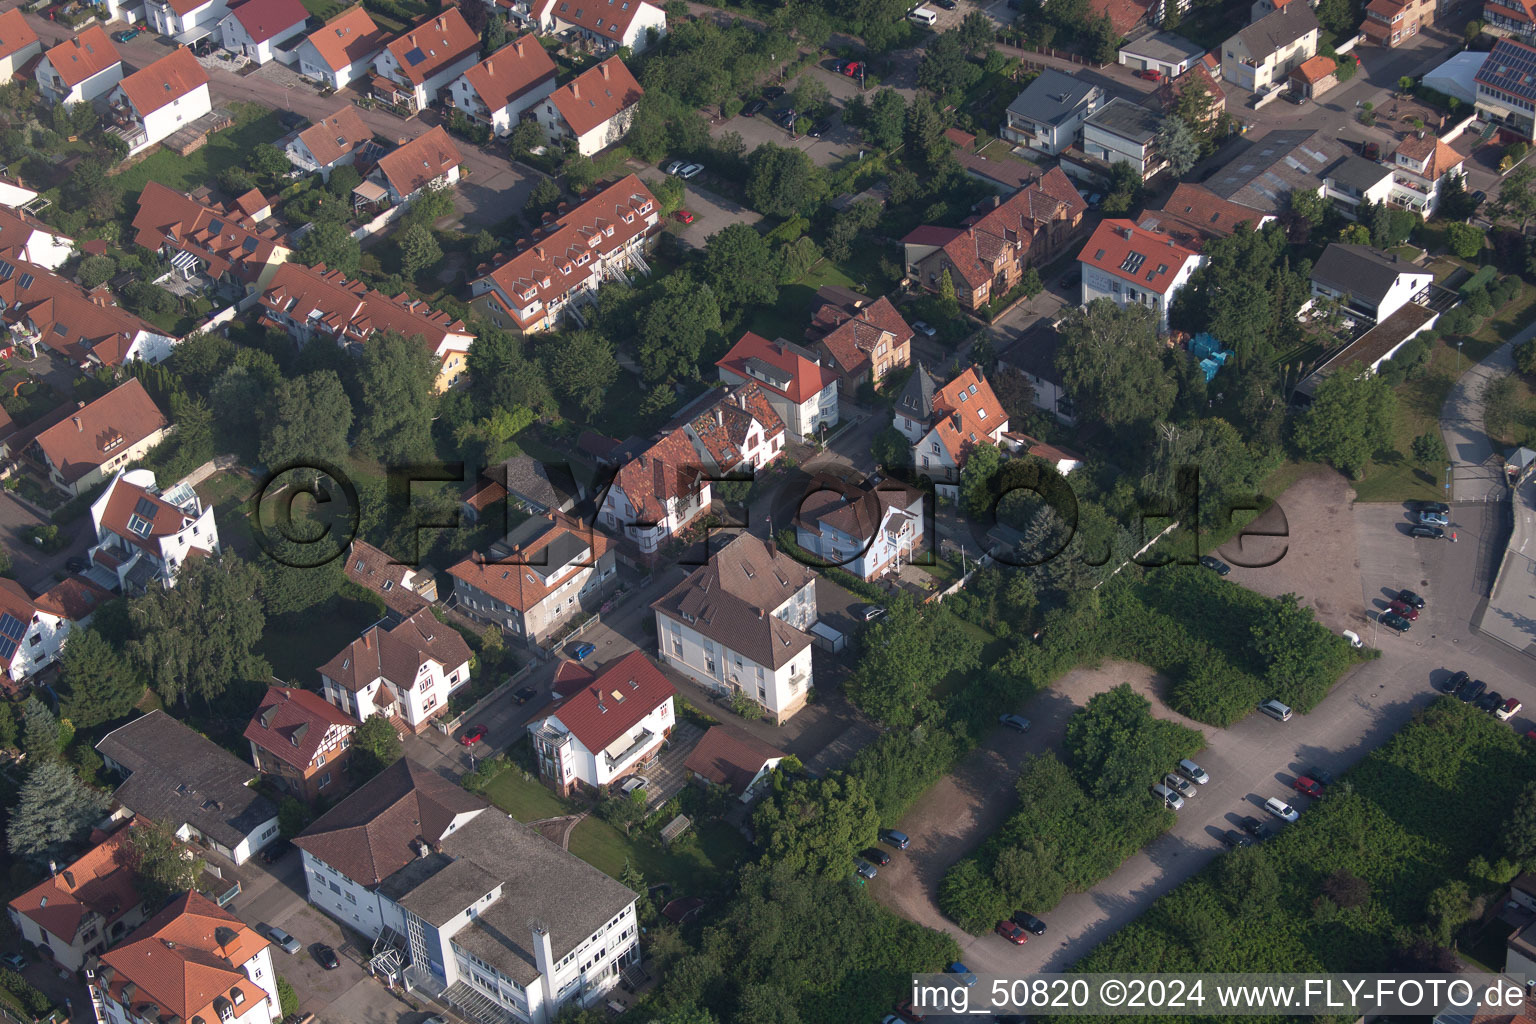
(1136, 182), (1271, 247)
(143, 0), (230, 42)
(1078, 218), (1205, 328)
(244, 686), (357, 802)
(218, 0), (309, 63)
(87, 892), (278, 1024)
(683, 725), (784, 803)
(317, 606), (473, 733)
(343, 538), (438, 616)
(1000, 69), (1103, 154)
(86, 468), (220, 592)
(293, 759), (640, 1022)
(1, 263), (178, 367)
(19, 380), (170, 497)
(284, 103), (379, 180)
(1289, 53), (1338, 98)
(0, 575), (107, 685)
(258, 262), (475, 392)
(716, 331), (839, 438)
(1117, 31), (1205, 78)
(468, 174), (658, 333)
(1010, 434), (1085, 474)
(0, 10), (41, 85)
(295, 5), (389, 90)
(131, 181), (290, 303)
(462, 456), (581, 523)
(676, 383), (786, 476)
(1092, 0), (1160, 34)
(527, 650), (676, 794)
(530, 0), (667, 53)
(449, 34), (557, 136)
(1220, 5), (1320, 91)
(1310, 242), (1434, 322)
(534, 56), (643, 157)
(595, 429), (711, 556)
(995, 317), (1076, 424)
(363, 125), (462, 205)
(106, 48), (212, 156)
(900, 167), (1087, 311)
(1151, 60), (1227, 129)
(1485, 0), (1536, 38)
(652, 532), (818, 723)
(895, 365), (1010, 491)
(1389, 132), (1467, 216)
(1081, 97), (1165, 177)
(1476, 37), (1536, 139)
(6, 824), (145, 972)
(35, 26), (122, 107)
(0, 207), (74, 270)
(808, 293), (913, 390)
(96, 711), (282, 865)
(794, 475), (926, 580)
(448, 511), (617, 647)
(372, 8), (479, 112)
(1201, 127), (1341, 212)
(1362, 0), (1433, 46)
(1322, 154), (1396, 218)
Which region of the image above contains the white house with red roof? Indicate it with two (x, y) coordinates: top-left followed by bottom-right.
(677, 382), (786, 476)
(531, 0), (667, 53)
(363, 125), (462, 204)
(596, 429), (711, 557)
(219, 0), (310, 64)
(284, 103), (377, 180)
(0, 574), (111, 686)
(35, 26), (122, 107)
(18, 380), (171, 496)
(0, 207), (74, 270)
(449, 34), (557, 136)
(534, 56), (643, 156)
(468, 174), (659, 333)
(1388, 132), (1466, 217)
(294, 5), (389, 90)
(143, 0), (231, 41)
(317, 607), (473, 733)
(86, 468), (220, 592)
(716, 331), (839, 438)
(794, 476), (926, 581)
(6, 823), (145, 972)
(88, 891), (279, 1024)
(1078, 218), (1204, 329)
(106, 48), (211, 156)
(244, 686), (357, 802)
(895, 364), (1010, 495)
(131, 181), (291, 303)
(371, 8), (479, 112)
(526, 650), (676, 795)
(0, 10), (41, 86)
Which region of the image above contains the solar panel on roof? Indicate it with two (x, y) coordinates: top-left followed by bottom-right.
(404, 47), (427, 65)
(134, 496), (160, 520)
(18, 273), (33, 290)
(0, 613), (23, 643)
(0, 636), (15, 661)
(1120, 251), (1146, 275)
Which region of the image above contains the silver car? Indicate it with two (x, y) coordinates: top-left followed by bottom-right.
(267, 927), (301, 955)
(679, 163), (704, 179)
(1177, 759), (1209, 785)
(1151, 783), (1184, 810)
(1163, 773), (1195, 799)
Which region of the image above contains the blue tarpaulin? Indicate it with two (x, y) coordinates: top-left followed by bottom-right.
(1190, 333), (1232, 381)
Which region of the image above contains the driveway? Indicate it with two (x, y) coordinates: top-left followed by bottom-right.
(1442, 329), (1525, 504)
(872, 468), (1536, 978)
(637, 171), (762, 247)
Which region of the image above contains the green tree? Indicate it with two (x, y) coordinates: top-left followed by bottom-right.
(792, 74), (829, 116)
(294, 221), (362, 274)
(1063, 684), (1197, 798)
(278, 796), (310, 839)
(126, 817), (204, 911)
(939, 267), (958, 310)
(1444, 221), (1484, 260)
(865, 89), (907, 150)
(1100, 161), (1144, 215)
(7, 757), (107, 865)
(126, 555), (269, 707)
(955, 9), (996, 52)
(1249, 593), (1347, 707)
(1412, 430), (1447, 465)
(1156, 116), (1199, 177)
(1495, 163), (1536, 231)
(917, 32), (980, 98)
(247, 142), (291, 186)
(1172, 76), (1218, 152)
(20, 695), (59, 760)
(1425, 880), (1474, 947)
(58, 629), (142, 728)
(526, 175), (562, 218)
(960, 442), (1003, 517)
(543, 330), (619, 417)
(597, 788), (649, 836)
(1315, 0), (1359, 40)
(276, 978), (299, 1019)
(260, 535), (343, 615)
(846, 599), (979, 727)
(746, 144), (823, 218)
(1057, 300), (1175, 434)
(510, 118), (545, 157)
(0, 702), (15, 749)
(77, 253), (116, 289)
(638, 271), (722, 383)
(354, 331), (438, 463)
(352, 713), (402, 779)
(871, 425), (909, 468)
(397, 223), (444, 280)
(1505, 781), (1536, 863)
(752, 774), (880, 876)
(1293, 370), (1395, 478)
(703, 222), (780, 311)
(259, 370), (353, 473)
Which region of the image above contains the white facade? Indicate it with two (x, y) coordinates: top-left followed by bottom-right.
(109, 80), (212, 155)
(534, 0), (667, 52)
(294, 38), (379, 90)
(373, 47), (478, 111)
(92, 947), (277, 1024)
(596, 477), (711, 555)
(35, 54), (123, 107)
(529, 697), (675, 791)
(87, 469), (222, 591)
(1080, 253), (1203, 328)
(374, 161), (461, 205)
(1323, 165), (1395, 218)
(1082, 119), (1157, 176)
(143, 0), (228, 38)
(448, 71), (556, 136)
(0, 603), (69, 685)
(218, 9), (308, 63)
(320, 657), (471, 730)
(1311, 267), (1434, 322)
(535, 99), (639, 157)
(718, 369), (837, 438)
(795, 493), (925, 581)
(1390, 149), (1465, 218)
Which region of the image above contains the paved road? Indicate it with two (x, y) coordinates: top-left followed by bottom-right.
(1441, 329), (1521, 504)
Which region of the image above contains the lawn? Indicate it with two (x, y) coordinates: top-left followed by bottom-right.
(115, 104), (285, 196)
(299, 0), (346, 18)
(482, 763), (571, 821)
(260, 594), (382, 683)
(1174, 0), (1254, 50)
(747, 249), (893, 342)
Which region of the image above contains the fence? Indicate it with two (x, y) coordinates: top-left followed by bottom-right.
(997, 41), (1110, 70)
(176, 454), (242, 490)
(434, 660), (539, 735)
(351, 202), (409, 240)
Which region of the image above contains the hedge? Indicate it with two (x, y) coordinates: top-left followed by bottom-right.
(0, 969), (53, 1021)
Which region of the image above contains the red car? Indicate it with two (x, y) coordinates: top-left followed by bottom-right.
(1387, 599), (1419, 621)
(1292, 775), (1324, 799)
(675, 209), (695, 224)
(843, 61), (863, 77)
(895, 1001), (927, 1022)
(1136, 68), (1161, 81)
(994, 920), (1028, 944)
(460, 724), (488, 746)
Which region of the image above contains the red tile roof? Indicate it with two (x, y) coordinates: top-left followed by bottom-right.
(927, 365), (1007, 464)
(8, 824), (142, 945)
(0, 262), (164, 368)
(373, 125), (462, 198)
(683, 725), (784, 793)
(295, 103), (374, 168)
(814, 295), (912, 379)
(42, 26), (120, 88)
(542, 650), (674, 754)
(1393, 133), (1464, 179)
(98, 892), (267, 1023)
(716, 330), (838, 405)
(383, 8), (478, 86)
(116, 47), (207, 117)
(259, 262), (471, 359)
(244, 686), (357, 771)
(344, 539), (431, 615)
(533, 0), (657, 42)
(682, 382), (784, 472)
(461, 34), (556, 112)
(795, 476), (924, 544)
(28, 379), (167, 485)
(1079, 218), (1201, 294)
(33, 575), (113, 620)
(547, 56), (642, 138)
(1138, 183), (1265, 246)
(319, 606), (471, 693)
(96, 474), (206, 557)
(0, 9), (39, 63)
(611, 427), (704, 524)
(304, 5), (388, 72)
(131, 181), (285, 286)
(1088, 0), (1151, 36)
(447, 511), (608, 613)
(1291, 53), (1336, 83)
(226, 0), (308, 43)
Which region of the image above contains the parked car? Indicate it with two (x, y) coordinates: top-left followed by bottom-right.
(1221, 829), (1254, 849)
(1087, 193), (1103, 205)
(679, 163), (704, 179)
(1177, 759), (1209, 785)
(1292, 776), (1323, 799)
(1398, 589), (1426, 609)
(809, 119), (832, 138)
(663, 160), (687, 174)
(1472, 189), (1488, 206)
(1387, 599), (1419, 621)
(945, 963), (978, 986)
(1199, 555), (1231, 576)
(1362, 141), (1381, 160)
(995, 919), (1028, 944)
(620, 776), (649, 795)
(1259, 698), (1293, 721)
(742, 99), (766, 116)
(1151, 783), (1185, 810)
(1059, 268), (1080, 289)
(1411, 501), (1450, 514)
(1263, 796), (1299, 822)
(1002, 911), (1043, 937)
(853, 604), (887, 621)
(675, 209), (695, 224)
(459, 724), (488, 746)
(843, 61), (863, 77)
(65, 556), (88, 573)
(1410, 525), (1444, 540)
(1444, 670), (1470, 694)
(1343, 629), (1363, 648)
(1135, 68), (1162, 81)
(568, 640), (596, 660)
(933, 0), (957, 7)
(879, 828), (910, 849)
(1381, 612), (1412, 632)
(260, 839), (291, 864)
(1238, 815), (1268, 837)
(0, 954), (24, 970)
(268, 928), (302, 955)
(513, 685), (538, 704)
(1164, 773), (1195, 799)
(1418, 510), (1450, 526)
(894, 1000), (928, 1022)
(911, 320), (937, 337)
(763, 85), (785, 100)
(998, 713), (1031, 732)
(1498, 697), (1523, 721)
(863, 847), (892, 866)
(1462, 679), (1487, 703)
(1479, 690), (1504, 712)
(112, 27), (142, 42)
(313, 944), (340, 970)
(1307, 767), (1334, 787)
(855, 859), (878, 880)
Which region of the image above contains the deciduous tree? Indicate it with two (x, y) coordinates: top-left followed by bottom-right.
(259, 370), (353, 473)
(1156, 115), (1199, 177)
(125, 817), (203, 911)
(352, 713), (402, 779)
(1056, 300), (1174, 434)
(752, 774), (880, 876)
(1293, 370), (1395, 478)
(354, 331), (438, 463)
(294, 221), (362, 275)
(746, 144), (823, 218)
(638, 271), (722, 383)
(703, 223), (780, 310)
(543, 330), (619, 417)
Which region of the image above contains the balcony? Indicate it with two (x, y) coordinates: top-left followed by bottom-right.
(603, 728), (655, 771)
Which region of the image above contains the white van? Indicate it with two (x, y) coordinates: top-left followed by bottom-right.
(1258, 698), (1293, 722)
(620, 776), (649, 796)
(908, 6), (938, 25)
(1264, 796), (1299, 822)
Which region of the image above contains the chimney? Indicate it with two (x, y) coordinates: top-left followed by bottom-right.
(47, 860), (56, 878)
(952, 411), (962, 430)
(600, 61), (610, 79)
(73, 416), (82, 432)
(766, 532), (776, 559)
(714, 407), (723, 426)
(571, 81), (580, 99)
(76, 400), (85, 409)
(531, 922), (557, 1004)
(485, 60), (493, 74)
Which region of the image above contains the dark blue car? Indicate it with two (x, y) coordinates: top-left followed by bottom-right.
(945, 962), (977, 986)
(568, 641), (596, 661)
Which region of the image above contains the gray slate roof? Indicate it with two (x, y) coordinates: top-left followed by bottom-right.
(998, 318), (1065, 386)
(1118, 31), (1205, 65)
(1311, 243), (1416, 305)
(96, 711), (278, 849)
(1233, 4), (1319, 56)
(1203, 128), (1343, 213)
(896, 363), (938, 421)
(1007, 69), (1099, 127)
(1084, 97), (1160, 145)
(1325, 155), (1393, 193)
(495, 456), (579, 512)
